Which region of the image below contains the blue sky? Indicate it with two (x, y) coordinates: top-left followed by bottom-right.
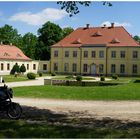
(0, 1), (140, 36)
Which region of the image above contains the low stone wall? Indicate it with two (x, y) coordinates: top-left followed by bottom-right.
(44, 79), (119, 86)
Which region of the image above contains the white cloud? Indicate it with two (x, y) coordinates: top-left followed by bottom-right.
(100, 21), (131, 27)
(9, 8), (68, 26)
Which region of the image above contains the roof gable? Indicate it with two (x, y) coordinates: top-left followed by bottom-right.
(0, 45), (31, 61)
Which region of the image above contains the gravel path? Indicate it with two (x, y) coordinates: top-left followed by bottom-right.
(13, 97), (140, 122)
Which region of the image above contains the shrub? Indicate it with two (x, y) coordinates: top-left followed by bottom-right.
(39, 72), (42, 77)
(66, 75), (74, 79)
(27, 72), (36, 79)
(100, 76), (105, 81)
(112, 74), (118, 80)
(76, 75), (82, 81)
(134, 79), (140, 83)
(20, 64), (26, 74)
(10, 63), (20, 75)
(51, 72), (56, 76)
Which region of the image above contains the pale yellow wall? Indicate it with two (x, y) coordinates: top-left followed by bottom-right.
(38, 60), (51, 73)
(51, 46), (140, 76)
(107, 47), (140, 76)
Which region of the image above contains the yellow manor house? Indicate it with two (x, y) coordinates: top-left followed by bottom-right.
(0, 23), (140, 76)
(51, 23), (140, 76)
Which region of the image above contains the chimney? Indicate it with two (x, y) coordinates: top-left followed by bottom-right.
(102, 24), (106, 28)
(111, 23), (115, 28)
(86, 24), (90, 29)
(0, 41), (3, 45)
(10, 43), (12, 46)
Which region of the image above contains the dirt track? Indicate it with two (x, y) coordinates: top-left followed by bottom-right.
(13, 97), (140, 122)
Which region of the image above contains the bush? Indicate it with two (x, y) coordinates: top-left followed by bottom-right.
(51, 72), (56, 76)
(20, 64), (26, 74)
(76, 75), (82, 81)
(39, 72), (42, 77)
(10, 63), (20, 75)
(134, 79), (140, 83)
(27, 72), (36, 79)
(112, 74), (118, 80)
(100, 76), (105, 81)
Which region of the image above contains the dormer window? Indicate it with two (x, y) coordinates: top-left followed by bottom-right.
(3, 52), (10, 56)
(72, 38), (81, 44)
(91, 31), (102, 37)
(111, 38), (120, 43)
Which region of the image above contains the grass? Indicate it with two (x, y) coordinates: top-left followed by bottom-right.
(2, 75), (29, 82)
(1, 73), (49, 82)
(0, 119), (139, 138)
(13, 82), (140, 100)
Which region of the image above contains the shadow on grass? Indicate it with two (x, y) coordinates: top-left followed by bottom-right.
(0, 105), (140, 138)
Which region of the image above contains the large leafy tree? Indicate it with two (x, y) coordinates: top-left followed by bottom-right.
(57, 1), (112, 17)
(133, 35), (140, 43)
(22, 32), (37, 59)
(36, 21), (63, 60)
(0, 24), (22, 49)
(62, 27), (74, 38)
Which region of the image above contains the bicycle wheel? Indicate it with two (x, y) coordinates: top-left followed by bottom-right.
(7, 102), (22, 119)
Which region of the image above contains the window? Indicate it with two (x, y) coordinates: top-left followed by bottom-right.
(54, 50), (58, 57)
(83, 64), (88, 72)
(99, 64), (104, 73)
(64, 63), (69, 72)
(1, 63), (4, 71)
(120, 51), (125, 58)
(73, 51), (77, 57)
(54, 63), (58, 71)
(84, 51), (88, 58)
(133, 51), (138, 58)
(111, 64), (116, 73)
(27, 64), (29, 70)
(33, 64), (36, 70)
(43, 64), (47, 70)
(111, 51), (116, 58)
(91, 51), (96, 58)
(99, 51), (104, 58)
(7, 63), (10, 70)
(72, 63), (77, 72)
(120, 64), (125, 73)
(132, 64), (137, 74)
(65, 51), (69, 57)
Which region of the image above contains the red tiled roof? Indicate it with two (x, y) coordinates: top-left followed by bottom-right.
(0, 45), (31, 61)
(52, 26), (140, 48)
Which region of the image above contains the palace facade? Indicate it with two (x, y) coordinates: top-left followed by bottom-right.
(51, 23), (140, 76)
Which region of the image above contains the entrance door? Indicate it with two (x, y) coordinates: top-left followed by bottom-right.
(91, 64), (96, 75)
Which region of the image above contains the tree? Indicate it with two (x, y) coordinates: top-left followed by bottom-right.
(57, 1), (112, 17)
(62, 27), (74, 38)
(22, 32), (37, 59)
(10, 63), (20, 75)
(0, 24), (22, 49)
(134, 35), (140, 43)
(36, 21), (63, 60)
(20, 64), (26, 74)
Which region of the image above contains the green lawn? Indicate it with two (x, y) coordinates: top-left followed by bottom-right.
(0, 119), (139, 138)
(2, 75), (29, 82)
(13, 82), (140, 100)
(1, 74), (49, 82)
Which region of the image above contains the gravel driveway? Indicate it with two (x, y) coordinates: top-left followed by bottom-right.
(13, 97), (140, 122)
